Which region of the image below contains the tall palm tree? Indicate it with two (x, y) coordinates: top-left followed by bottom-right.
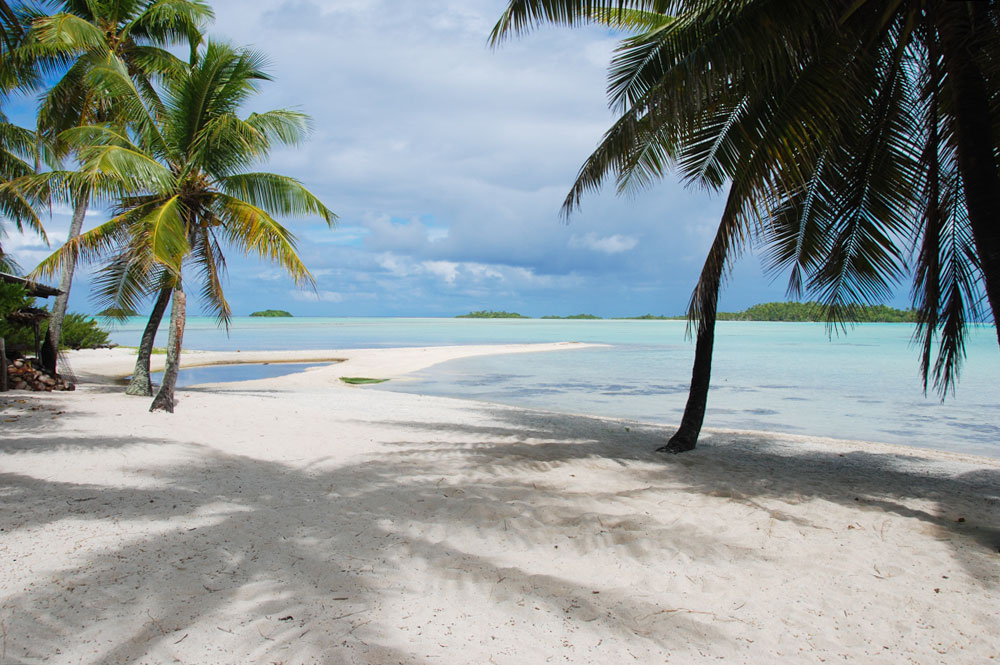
(492, 0), (998, 451)
(25, 0), (212, 375)
(34, 40), (336, 412)
(0, 117), (46, 273)
(0, 1), (47, 273)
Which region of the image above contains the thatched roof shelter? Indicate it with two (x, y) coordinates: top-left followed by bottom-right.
(6, 307), (50, 325)
(0, 272), (61, 298)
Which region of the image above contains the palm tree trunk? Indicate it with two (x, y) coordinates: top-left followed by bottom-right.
(150, 287), (185, 413)
(937, 4), (1000, 345)
(126, 286), (172, 396)
(0, 336), (7, 392)
(41, 188), (89, 374)
(656, 197), (736, 454)
(656, 289), (718, 453)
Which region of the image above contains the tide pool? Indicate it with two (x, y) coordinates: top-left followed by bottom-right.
(150, 362), (329, 389)
(107, 317), (1000, 457)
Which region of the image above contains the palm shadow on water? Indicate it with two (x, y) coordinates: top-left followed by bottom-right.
(1, 411), (734, 664)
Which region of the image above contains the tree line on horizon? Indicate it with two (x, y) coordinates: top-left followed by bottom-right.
(459, 302), (919, 322)
(492, 0), (999, 452)
(0, 0), (334, 410)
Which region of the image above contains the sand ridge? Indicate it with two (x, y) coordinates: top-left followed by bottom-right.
(1, 344), (998, 664)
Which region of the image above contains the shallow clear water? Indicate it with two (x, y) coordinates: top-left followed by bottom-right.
(109, 317), (1000, 457)
(150, 362), (328, 389)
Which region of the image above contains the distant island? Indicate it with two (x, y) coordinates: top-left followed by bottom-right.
(614, 314), (671, 320)
(456, 310), (529, 318)
(617, 302), (917, 322)
(716, 301), (917, 322)
(540, 314), (601, 319)
(250, 309), (293, 317)
(455, 302), (917, 322)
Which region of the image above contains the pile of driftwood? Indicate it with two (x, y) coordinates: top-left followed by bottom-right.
(5, 359), (75, 392)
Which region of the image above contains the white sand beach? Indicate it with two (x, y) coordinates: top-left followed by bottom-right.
(2, 344), (998, 664)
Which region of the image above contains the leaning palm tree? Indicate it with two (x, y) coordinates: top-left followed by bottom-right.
(25, 0), (212, 375)
(34, 41), (335, 412)
(492, 0), (997, 451)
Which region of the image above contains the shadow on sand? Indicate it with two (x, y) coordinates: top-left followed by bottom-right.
(1, 398), (997, 663)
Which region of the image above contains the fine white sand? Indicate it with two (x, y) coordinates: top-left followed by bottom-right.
(1, 344), (998, 664)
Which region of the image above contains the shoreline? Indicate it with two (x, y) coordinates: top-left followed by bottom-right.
(2, 343), (998, 663)
(61, 342), (605, 387)
(62, 343), (1000, 466)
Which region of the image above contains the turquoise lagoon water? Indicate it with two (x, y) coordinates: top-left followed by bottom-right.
(107, 317), (1000, 458)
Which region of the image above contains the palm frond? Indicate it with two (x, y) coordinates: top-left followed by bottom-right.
(245, 109), (311, 147)
(490, 0), (674, 44)
(29, 210), (136, 280)
(75, 144), (175, 192)
(210, 193), (314, 287)
(124, 0), (214, 47)
(219, 172), (336, 226)
(30, 12), (107, 53)
(190, 227), (231, 327)
(139, 195), (189, 271)
(90, 247), (167, 320)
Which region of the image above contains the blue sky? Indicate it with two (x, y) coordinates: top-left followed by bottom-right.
(5, 0), (913, 317)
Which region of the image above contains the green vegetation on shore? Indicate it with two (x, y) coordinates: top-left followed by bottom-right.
(615, 314), (673, 320)
(540, 314), (601, 319)
(718, 302), (917, 322)
(339, 377), (388, 385)
(613, 302), (916, 322)
(250, 310), (293, 317)
(457, 302), (916, 321)
(456, 310), (529, 318)
(0, 283), (111, 351)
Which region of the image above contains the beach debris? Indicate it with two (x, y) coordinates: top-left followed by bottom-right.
(5, 359), (75, 391)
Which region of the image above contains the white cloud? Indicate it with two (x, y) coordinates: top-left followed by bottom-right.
(421, 260), (460, 285)
(568, 232), (638, 254)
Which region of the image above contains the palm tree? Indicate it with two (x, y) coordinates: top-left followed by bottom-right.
(34, 40), (336, 412)
(0, 118), (46, 273)
(91, 246), (174, 396)
(0, 1), (50, 274)
(0, 0), (43, 94)
(25, 0), (212, 375)
(492, 0), (998, 451)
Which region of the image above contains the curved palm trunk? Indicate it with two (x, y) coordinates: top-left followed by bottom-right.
(150, 287), (185, 413)
(656, 286), (719, 453)
(937, 6), (1000, 345)
(656, 195), (737, 454)
(41, 188), (89, 374)
(126, 286), (172, 396)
